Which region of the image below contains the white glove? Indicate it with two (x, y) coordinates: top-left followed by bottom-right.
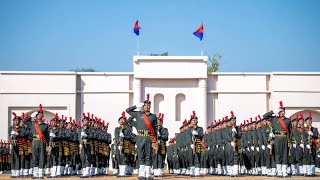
(192, 130), (198, 135)
(231, 142), (235, 147)
(251, 146), (254, 151)
(136, 102), (144, 107)
(300, 144), (304, 148)
(262, 145), (265, 150)
(207, 147), (210, 150)
(269, 133), (275, 138)
(11, 131), (18, 135)
(81, 132), (87, 137)
(135, 144), (137, 148)
(308, 131), (313, 136)
(216, 145), (218, 148)
(256, 147), (259, 152)
(157, 131), (161, 137)
(118, 146), (122, 150)
(119, 132), (124, 137)
(222, 146), (224, 150)
(232, 128), (237, 133)
(306, 144), (311, 149)
(267, 144), (272, 149)
(318, 155), (320, 158)
(49, 133), (56, 137)
(31, 111), (38, 118)
(190, 144), (195, 149)
(292, 144), (296, 148)
(247, 147), (250, 152)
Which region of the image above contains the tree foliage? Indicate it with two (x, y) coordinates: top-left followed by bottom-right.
(149, 52), (169, 56)
(207, 53), (221, 73)
(70, 68), (97, 72)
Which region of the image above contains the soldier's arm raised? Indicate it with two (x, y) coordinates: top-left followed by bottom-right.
(23, 117), (32, 126)
(126, 105), (137, 117)
(263, 111), (274, 120)
(160, 128), (169, 141)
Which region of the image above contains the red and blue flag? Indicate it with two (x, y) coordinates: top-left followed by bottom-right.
(133, 20), (141, 36)
(193, 22), (204, 41)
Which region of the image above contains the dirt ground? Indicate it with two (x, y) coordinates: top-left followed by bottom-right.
(0, 173), (319, 180)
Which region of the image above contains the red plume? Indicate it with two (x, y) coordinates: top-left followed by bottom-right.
(69, 117), (72, 122)
(64, 117), (67, 121)
(279, 101), (283, 107)
(62, 115), (64, 120)
(255, 116), (258, 121)
(214, 120), (217, 124)
(55, 113), (58, 119)
(258, 115), (262, 120)
(91, 114), (94, 119)
(230, 111), (234, 117)
(309, 111), (312, 117)
(225, 116), (228, 120)
(161, 114), (164, 119)
(250, 118), (253, 123)
(183, 119), (187, 125)
(102, 120), (105, 125)
(210, 122), (213, 126)
(146, 93), (150, 100)
(300, 112), (304, 118)
(192, 111), (196, 116)
(22, 112), (25, 119)
(82, 113), (86, 118)
(78, 121), (81, 126)
(26, 113), (29, 117)
(244, 120), (246, 125)
(122, 111), (126, 118)
(158, 113), (161, 118)
(12, 112), (17, 118)
(87, 112), (90, 119)
(106, 122), (109, 127)
(296, 114), (299, 119)
(39, 104), (43, 111)
(290, 116), (292, 120)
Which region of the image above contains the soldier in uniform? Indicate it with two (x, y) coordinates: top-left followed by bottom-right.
(48, 113), (62, 178)
(111, 138), (118, 175)
(176, 120), (187, 175)
(304, 112), (319, 176)
(8, 112), (24, 178)
(153, 113), (168, 177)
(227, 112), (241, 177)
(263, 101), (291, 177)
(78, 113), (94, 178)
(126, 94), (158, 180)
(288, 116), (298, 176)
(23, 104), (50, 179)
(114, 112), (132, 177)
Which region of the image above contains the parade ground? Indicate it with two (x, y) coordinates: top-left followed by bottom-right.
(0, 173), (319, 180)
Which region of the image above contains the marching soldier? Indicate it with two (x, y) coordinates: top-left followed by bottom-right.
(153, 113), (168, 177)
(263, 101), (291, 178)
(8, 112), (24, 178)
(111, 138), (118, 175)
(78, 113), (94, 178)
(23, 104), (50, 179)
(48, 113), (62, 178)
(126, 94), (158, 180)
(186, 111), (203, 177)
(227, 112), (241, 177)
(114, 112), (132, 177)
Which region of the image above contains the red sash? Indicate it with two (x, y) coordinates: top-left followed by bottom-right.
(297, 128), (302, 133)
(34, 122), (45, 141)
(277, 117), (288, 134)
(142, 112), (157, 142)
(200, 141), (207, 149)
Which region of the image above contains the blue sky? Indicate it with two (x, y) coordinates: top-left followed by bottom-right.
(0, 0), (319, 72)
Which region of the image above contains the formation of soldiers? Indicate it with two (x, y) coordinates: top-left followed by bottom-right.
(3, 99), (320, 179)
(166, 101), (320, 178)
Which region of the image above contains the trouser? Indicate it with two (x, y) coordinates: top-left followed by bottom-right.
(137, 136), (152, 166)
(274, 136), (288, 165)
(11, 146), (21, 171)
(81, 144), (92, 168)
(112, 157), (118, 169)
(152, 152), (165, 169)
(32, 140), (47, 169)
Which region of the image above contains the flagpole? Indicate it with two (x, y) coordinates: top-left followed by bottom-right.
(136, 35), (140, 56)
(201, 40), (204, 56)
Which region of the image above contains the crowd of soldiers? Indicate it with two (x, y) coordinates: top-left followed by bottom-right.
(166, 101), (320, 178)
(2, 98), (320, 179)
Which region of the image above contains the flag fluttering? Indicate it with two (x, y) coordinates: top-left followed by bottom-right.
(193, 22), (204, 41)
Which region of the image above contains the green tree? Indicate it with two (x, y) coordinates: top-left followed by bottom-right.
(149, 52), (169, 56)
(70, 68), (97, 72)
(207, 53), (221, 73)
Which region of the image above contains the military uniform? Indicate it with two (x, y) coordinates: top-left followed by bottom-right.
(263, 104), (291, 177)
(126, 95), (158, 180)
(78, 114), (94, 178)
(23, 105), (50, 179)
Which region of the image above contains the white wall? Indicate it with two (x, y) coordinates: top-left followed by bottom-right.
(1, 57), (320, 141)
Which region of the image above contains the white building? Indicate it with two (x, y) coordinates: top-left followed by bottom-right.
(1, 56), (320, 140)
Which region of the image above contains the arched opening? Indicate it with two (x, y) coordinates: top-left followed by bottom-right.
(175, 93), (186, 121)
(154, 94), (164, 115)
